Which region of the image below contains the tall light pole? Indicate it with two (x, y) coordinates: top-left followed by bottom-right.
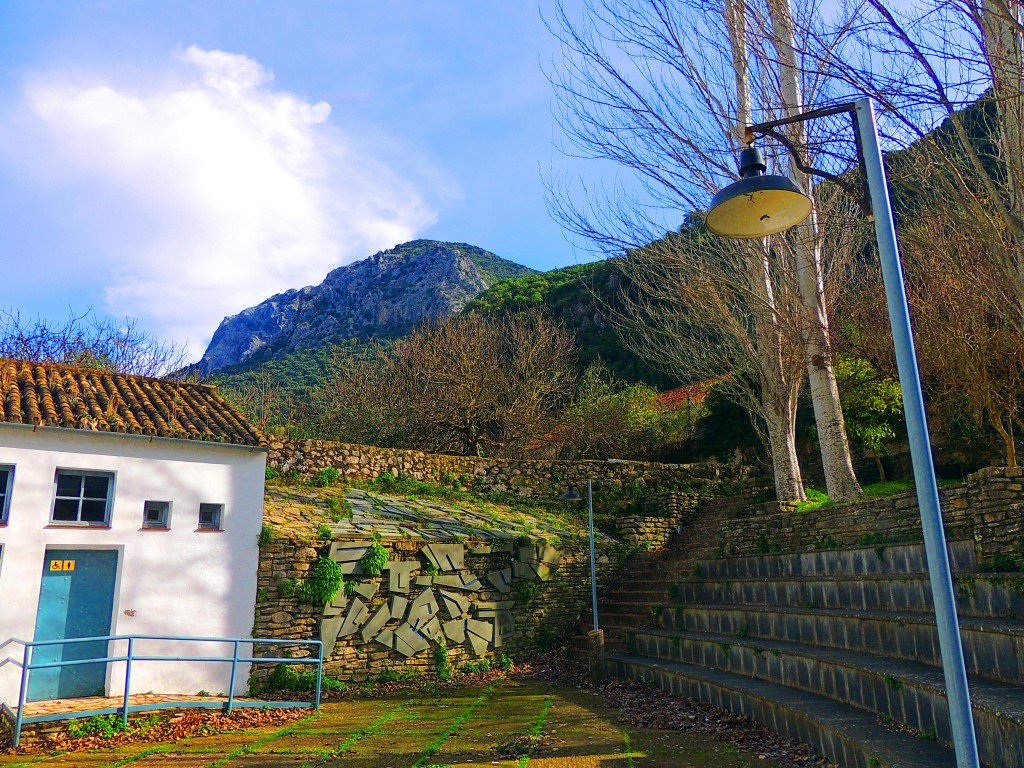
(706, 98), (980, 768)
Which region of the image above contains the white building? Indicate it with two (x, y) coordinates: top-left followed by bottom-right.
(0, 359), (267, 709)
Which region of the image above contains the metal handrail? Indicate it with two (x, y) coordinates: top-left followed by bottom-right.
(1, 634), (323, 748)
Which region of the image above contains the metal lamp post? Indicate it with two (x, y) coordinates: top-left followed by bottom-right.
(561, 481), (603, 684)
(707, 97), (980, 768)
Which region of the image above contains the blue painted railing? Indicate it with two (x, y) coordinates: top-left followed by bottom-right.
(0, 634), (323, 748)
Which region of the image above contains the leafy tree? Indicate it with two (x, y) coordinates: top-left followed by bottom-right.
(557, 364), (697, 459)
(833, 356), (904, 481)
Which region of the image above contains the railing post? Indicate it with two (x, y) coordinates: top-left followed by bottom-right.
(122, 637), (134, 727)
(13, 644), (30, 749)
(314, 642), (323, 710)
(226, 640), (239, 715)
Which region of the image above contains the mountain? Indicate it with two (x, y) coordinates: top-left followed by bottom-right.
(197, 240), (536, 373)
(465, 260), (676, 389)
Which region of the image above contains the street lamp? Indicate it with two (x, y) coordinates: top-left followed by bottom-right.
(708, 98), (980, 768)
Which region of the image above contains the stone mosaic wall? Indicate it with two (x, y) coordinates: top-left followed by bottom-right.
(253, 486), (627, 683)
(254, 534), (621, 682)
(266, 437), (755, 499)
(709, 467), (1024, 566)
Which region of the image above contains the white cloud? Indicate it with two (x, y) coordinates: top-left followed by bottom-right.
(1, 46), (437, 355)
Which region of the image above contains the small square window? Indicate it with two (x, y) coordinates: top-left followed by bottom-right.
(51, 470), (113, 526)
(198, 503), (223, 531)
(0, 466), (12, 524)
(143, 501), (171, 529)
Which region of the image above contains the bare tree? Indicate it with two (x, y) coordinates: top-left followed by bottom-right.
(546, 0), (862, 499)
(0, 308), (188, 377)
(815, 0), (1024, 326)
(319, 311), (576, 458)
(842, 191), (1024, 467)
(217, 364), (288, 435)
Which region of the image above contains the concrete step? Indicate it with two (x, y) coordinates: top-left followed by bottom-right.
(671, 572), (1024, 620)
(661, 604), (1024, 686)
(628, 628), (1024, 768)
(607, 654), (957, 768)
(692, 541), (977, 581)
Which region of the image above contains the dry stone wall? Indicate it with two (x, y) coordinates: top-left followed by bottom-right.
(254, 533), (624, 684)
(266, 437), (755, 499)
(616, 491), (705, 549)
(708, 467), (1024, 566)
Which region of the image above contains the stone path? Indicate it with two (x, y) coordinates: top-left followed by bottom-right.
(325, 489), (575, 542)
(0, 680), (791, 768)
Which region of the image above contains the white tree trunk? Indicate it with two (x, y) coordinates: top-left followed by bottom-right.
(982, 0), (1024, 307)
(767, 0), (863, 501)
(727, 0), (806, 500)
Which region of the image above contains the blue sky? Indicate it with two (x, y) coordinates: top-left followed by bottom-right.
(0, 1), (599, 360)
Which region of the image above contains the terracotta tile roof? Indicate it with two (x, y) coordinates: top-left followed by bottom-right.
(0, 358), (263, 446)
(655, 377), (725, 411)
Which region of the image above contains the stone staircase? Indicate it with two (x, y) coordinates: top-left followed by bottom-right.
(580, 499), (1024, 768)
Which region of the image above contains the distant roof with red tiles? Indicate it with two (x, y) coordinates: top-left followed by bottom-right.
(0, 358), (262, 447)
(655, 377), (726, 411)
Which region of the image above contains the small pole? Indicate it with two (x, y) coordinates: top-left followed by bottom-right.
(122, 637), (134, 727)
(13, 644), (30, 749)
(314, 642), (324, 710)
(586, 479), (605, 686)
(226, 640), (240, 715)
(854, 97), (980, 768)
(587, 479), (598, 632)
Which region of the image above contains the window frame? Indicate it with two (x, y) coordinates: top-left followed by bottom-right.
(142, 500), (172, 530)
(197, 503), (224, 531)
(50, 469), (115, 527)
(0, 465), (12, 525)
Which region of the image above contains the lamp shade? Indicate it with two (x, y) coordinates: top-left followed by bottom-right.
(705, 147), (813, 238)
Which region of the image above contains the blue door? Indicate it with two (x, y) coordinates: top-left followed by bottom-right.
(28, 549), (118, 701)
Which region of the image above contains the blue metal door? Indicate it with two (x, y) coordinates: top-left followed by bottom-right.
(28, 549), (118, 701)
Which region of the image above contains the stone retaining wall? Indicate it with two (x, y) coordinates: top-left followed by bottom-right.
(615, 492), (706, 550)
(617, 517), (677, 549)
(710, 467), (1024, 566)
(253, 534), (625, 684)
(266, 437), (756, 500)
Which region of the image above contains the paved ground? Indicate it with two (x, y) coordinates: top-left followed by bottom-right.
(0, 679), (790, 768)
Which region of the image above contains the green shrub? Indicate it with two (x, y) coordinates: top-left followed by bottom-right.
(278, 578), (298, 598)
(317, 524), (333, 541)
(311, 467), (341, 487)
(327, 495), (353, 521)
(980, 551), (1020, 572)
(461, 658), (492, 675)
(433, 637), (453, 680)
(265, 466), (281, 482)
(515, 579), (540, 602)
(65, 714), (130, 739)
(265, 663), (341, 692)
(360, 531), (389, 576)
(298, 557), (345, 605)
(258, 524), (276, 546)
(321, 676), (347, 692)
(498, 654), (514, 671)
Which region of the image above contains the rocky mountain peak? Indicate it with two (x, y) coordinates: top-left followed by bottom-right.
(197, 240), (535, 374)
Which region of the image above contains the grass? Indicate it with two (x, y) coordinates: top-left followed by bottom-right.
(348, 474), (590, 537)
(797, 477), (965, 511)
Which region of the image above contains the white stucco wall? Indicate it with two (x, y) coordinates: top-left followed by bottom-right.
(0, 423), (267, 708)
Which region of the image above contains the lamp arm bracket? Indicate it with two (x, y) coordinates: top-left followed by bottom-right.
(743, 101), (874, 218)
